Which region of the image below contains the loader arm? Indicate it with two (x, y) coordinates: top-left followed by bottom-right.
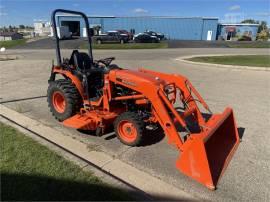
(139, 68), (210, 113)
(135, 68), (241, 190)
(147, 90), (185, 149)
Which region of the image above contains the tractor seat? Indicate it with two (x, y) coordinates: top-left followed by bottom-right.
(69, 50), (92, 72)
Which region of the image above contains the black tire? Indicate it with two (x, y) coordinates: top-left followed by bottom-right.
(114, 112), (145, 146)
(97, 39), (102, 44)
(47, 79), (82, 122)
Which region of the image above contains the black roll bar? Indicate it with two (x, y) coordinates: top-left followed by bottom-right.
(51, 9), (93, 66)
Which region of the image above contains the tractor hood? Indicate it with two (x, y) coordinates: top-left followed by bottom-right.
(111, 69), (167, 87)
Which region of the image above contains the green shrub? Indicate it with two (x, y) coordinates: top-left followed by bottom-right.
(257, 30), (269, 41)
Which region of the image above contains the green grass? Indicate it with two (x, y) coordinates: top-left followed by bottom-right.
(80, 41), (168, 49)
(187, 55), (270, 67)
(226, 41), (270, 48)
(0, 123), (132, 201)
(0, 39), (27, 48)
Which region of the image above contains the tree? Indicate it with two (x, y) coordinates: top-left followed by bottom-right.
(257, 30), (269, 41)
(241, 19), (259, 24)
(242, 19), (269, 40)
(19, 25), (25, 29)
(258, 21), (267, 33)
(25, 26), (34, 29)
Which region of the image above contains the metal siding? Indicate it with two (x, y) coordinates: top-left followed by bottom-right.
(88, 18), (102, 25)
(202, 19), (218, 40)
(102, 17), (205, 40)
(57, 16), (219, 40)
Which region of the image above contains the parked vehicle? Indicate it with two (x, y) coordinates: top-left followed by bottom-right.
(238, 35), (252, 41)
(117, 30), (133, 40)
(134, 33), (159, 43)
(94, 31), (129, 44)
(144, 30), (165, 40)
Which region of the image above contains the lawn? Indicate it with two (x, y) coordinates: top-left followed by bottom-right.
(187, 55), (270, 67)
(0, 39), (27, 48)
(0, 122), (132, 201)
(80, 41), (168, 49)
(226, 41), (270, 48)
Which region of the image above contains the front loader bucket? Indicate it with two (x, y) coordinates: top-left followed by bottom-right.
(176, 108), (240, 190)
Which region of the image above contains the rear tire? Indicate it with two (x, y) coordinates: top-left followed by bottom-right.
(47, 79), (82, 121)
(114, 112), (144, 146)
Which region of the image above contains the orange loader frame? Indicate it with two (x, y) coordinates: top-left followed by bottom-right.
(52, 65), (240, 190)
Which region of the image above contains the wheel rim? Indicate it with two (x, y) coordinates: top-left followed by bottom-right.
(118, 120), (137, 143)
(52, 91), (66, 113)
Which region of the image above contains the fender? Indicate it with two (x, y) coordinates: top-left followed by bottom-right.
(52, 67), (85, 99)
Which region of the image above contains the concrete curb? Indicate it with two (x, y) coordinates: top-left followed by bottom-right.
(0, 104), (197, 201)
(175, 54), (270, 71)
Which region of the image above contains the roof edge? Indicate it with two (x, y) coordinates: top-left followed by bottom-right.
(56, 14), (218, 20)
(220, 23), (260, 26)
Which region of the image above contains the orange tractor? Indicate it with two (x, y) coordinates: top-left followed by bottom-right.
(48, 9), (240, 190)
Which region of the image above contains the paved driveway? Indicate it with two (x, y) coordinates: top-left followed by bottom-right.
(14, 38), (86, 49)
(1, 48), (269, 201)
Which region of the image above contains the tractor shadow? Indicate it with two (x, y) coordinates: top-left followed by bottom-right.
(140, 127), (165, 147)
(237, 127), (245, 140)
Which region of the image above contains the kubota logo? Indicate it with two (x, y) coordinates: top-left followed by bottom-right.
(116, 76), (137, 87)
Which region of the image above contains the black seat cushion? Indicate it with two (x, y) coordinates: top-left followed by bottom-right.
(69, 50), (92, 71)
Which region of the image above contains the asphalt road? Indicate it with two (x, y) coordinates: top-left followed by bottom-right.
(14, 38), (86, 49)
(1, 48), (269, 201)
(13, 38), (270, 49)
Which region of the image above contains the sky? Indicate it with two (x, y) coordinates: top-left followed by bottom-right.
(0, 0), (269, 26)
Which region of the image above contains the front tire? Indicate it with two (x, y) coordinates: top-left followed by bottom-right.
(47, 79), (82, 121)
(114, 112), (145, 146)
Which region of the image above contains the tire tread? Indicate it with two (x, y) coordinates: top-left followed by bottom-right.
(47, 79), (82, 121)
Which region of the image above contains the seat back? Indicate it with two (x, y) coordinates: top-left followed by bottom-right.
(69, 50), (92, 71)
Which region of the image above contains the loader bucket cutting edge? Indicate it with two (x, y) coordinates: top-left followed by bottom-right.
(176, 108), (240, 190)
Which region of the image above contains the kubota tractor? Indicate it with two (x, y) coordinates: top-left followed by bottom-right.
(48, 9), (240, 190)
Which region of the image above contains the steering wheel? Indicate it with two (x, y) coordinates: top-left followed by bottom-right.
(95, 57), (115, 67)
